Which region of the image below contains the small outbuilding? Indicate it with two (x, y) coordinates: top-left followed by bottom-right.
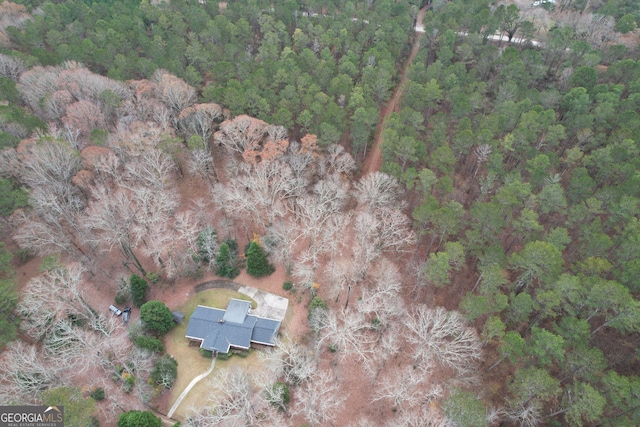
(172, 311), (185, 324)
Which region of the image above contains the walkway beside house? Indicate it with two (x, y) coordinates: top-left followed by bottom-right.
(167, 357), (216, 420)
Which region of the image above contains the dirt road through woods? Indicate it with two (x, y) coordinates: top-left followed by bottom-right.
(361, 5), (428, 175)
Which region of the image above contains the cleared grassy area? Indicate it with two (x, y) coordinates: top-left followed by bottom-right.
(165, 289), (257, 419)
(172, 350), (266, 420)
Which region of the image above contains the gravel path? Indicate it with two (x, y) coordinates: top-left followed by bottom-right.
(361, 5), (428, 175)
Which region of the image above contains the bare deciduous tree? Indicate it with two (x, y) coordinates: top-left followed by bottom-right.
(357, 259), (405, 325)
(366, 323), (403, 380)
(284, 141), (315, 183)
(292, 181), (347, 268)
(109, 121), (167, 157)
(371, 368), (431, 413)
(174, 211), (201, 256)
(0, 342), (63, 402)
(293, 370), (346, 426)
(355, 208), (415, 255)
(61, 100), (106, 147)
(261, 337), (318, 386)
(17, 139), (81, 189)
(406, 306), (482, 375)
(292, 259), (316, 293)
(266, 124), (287, 143)
(152, 103), (173, 131)
(80, 145), (179, 273)
(263, 219), (298, 270)
(187, 368), (282, 427)
(178, 103), (224, 143)
(125, 347), (156, 383)
(18, 65), (129, 121)
(323, 256), (351, 302)
(188, 148), (215, 179)
(12, 209), (80, 257)
(89, 146), (121, 183)
(353, 171), (404, 211)
(4, 264), (129, 404)
(42, 315), (125, 379)
(391, 405), (452, 427)
(215, 160), (302, 230)
(506, 401), (542, 427)
(153, 70), (197, 114)
(323, 143), (357, 177)
(318, 212), (350, 262)
(13, 140), (86, 256)
(312, 176), (349, 215)
(553, 11), (615, 49)
(473, 144), (492, 179)
(0, 53), (26, 80)
(208, 368), (255, 425)
(316, 309), (376, 365)
(140, 210), (202, 279)
(0, 144), (19, 179)
(29, 183), (84, 231)
(42, 89), (74, 120)
(55, 64), (130, 104)
(214, 115), (268, 155)
(123, 148), (176, 192)
(18, 263), (100, 341)
(18, 66), (61, 117)
(81, 186), (146, 273)
(347, 208), (415, 300)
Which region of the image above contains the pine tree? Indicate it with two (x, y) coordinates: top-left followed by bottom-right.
(140, 300), (174, 335)
(130, 274), (148, 307)
(216, 242), (239, 278)
(246, 241), (274, 277)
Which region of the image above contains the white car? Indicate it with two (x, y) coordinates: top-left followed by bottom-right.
(109, 305), (122, 316)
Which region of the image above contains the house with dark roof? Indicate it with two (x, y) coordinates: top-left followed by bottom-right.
(185, 299), (281, 355)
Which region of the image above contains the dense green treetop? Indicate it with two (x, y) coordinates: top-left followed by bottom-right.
(140, 300), (174, 335)
(117, 410), (161, 427)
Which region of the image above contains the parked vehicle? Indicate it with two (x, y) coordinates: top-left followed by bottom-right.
(532, 0), (555, 6)
(122, 307), (131, 323)
(109, 304), (122, 316)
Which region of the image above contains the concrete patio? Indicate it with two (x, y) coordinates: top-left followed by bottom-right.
(238, 286), (289, 321)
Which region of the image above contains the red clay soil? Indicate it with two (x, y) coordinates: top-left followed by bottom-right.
(361, 5), (429, 176)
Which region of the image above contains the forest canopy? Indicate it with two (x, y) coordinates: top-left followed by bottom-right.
(0, 0), (639, 425)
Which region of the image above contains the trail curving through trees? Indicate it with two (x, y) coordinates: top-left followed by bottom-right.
(361, 5), (429, 175)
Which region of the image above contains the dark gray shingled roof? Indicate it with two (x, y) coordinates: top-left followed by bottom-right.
(223, 299), (251, 324)
(202, 330), (226, 353)
(185, 299), (280, 353)
(252, 317), (281, 345)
